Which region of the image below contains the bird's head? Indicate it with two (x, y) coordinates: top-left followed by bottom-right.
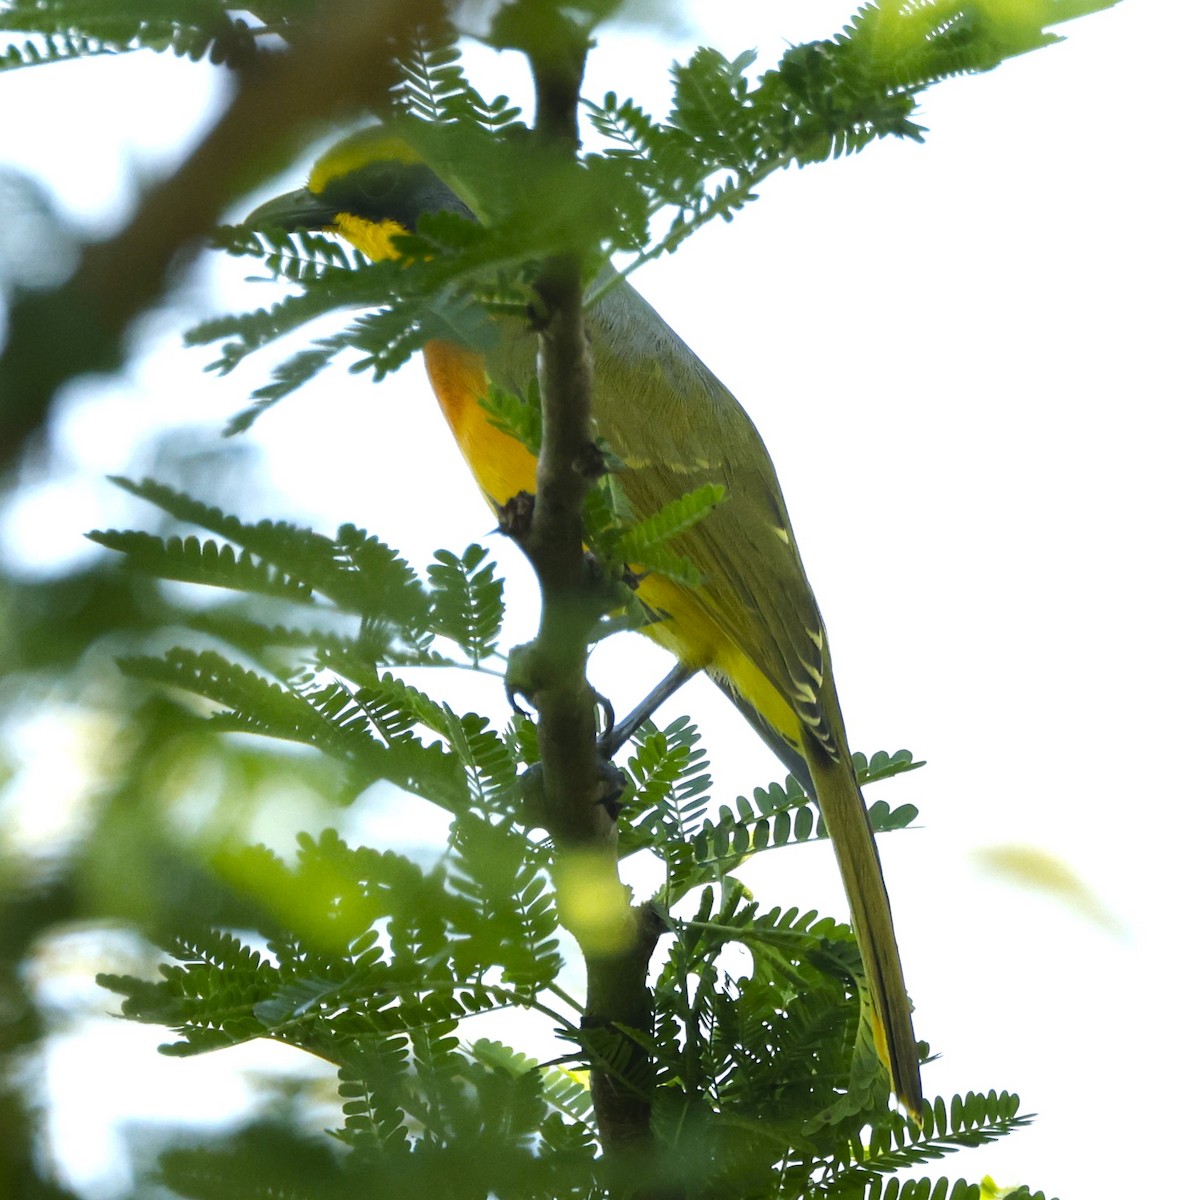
(246, 125), (472, 261)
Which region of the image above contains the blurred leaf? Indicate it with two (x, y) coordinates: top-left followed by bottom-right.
(975, 843), (1122, 933)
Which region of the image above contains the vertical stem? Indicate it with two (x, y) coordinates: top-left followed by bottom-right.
(518, 15), (677, 1197)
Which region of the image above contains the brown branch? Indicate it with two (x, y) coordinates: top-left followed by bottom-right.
(0, 0), (440, 470)
(522, 252), (608, 847)
(509, 14), (678, 1199)
(508, 11), (608, 847)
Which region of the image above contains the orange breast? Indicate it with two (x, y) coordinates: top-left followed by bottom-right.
(423, 340), (537, 506)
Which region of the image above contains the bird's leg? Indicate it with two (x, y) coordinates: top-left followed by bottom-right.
(599, 661), (698, 758)
(594, 691), (616, 740)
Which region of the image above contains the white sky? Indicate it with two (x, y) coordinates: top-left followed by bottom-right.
(2, 1), (1197, 1197)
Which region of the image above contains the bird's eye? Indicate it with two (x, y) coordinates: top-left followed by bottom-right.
(359, 164), (399, 201)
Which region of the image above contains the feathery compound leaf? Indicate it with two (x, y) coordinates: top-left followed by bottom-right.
(651, 887), (873, 1165)
(0, 1), (261, 69)
(101, 479), (444, 635)
(620, 718), (713, 890)
(390, 18), (521, 129)
(579, 0), (1118, 292)
(862, 1178), (984, 1200)
(854, 746), (926, 785)
(478, 379), (542, 456)
(99, 929), (280, 1056)
(669, 48), (762, 171)
(820, 1090), (1035, 1196)
(0, 31), (107, 70)
(229, 345), (339, 431)
(449, 814), (563, 990)
(88, 528), (313, 600)
(104, 475), (343, 591)
(119, 648), (328, 737)
(207, 226), (355, 274)
(192, 236), (499, 431)
(680, 764), (917, 875)
(539, 1063), (595, 1125)
(331, 523), (433, 627)
(586, 93), (680, 189)
(335, 1036), (414, 1152)
(613, 483), (725, 587)
(343, 286), (497, 381)
(428, 544), (504, 665)
(691, 775), (820, 880)
(118, 646), (472, 812)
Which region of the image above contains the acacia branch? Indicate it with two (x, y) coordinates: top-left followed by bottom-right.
(502, 13), (676, 1197)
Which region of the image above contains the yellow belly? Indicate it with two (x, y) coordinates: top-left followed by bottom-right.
(637, 570), (804, 746)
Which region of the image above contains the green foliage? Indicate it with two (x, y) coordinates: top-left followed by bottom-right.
(0, 1), (1102, 1195)
(693, 772), (917, 885)
(644, 888), (1044, 1197)
(92, 476), (433, 625)
(855, 748), (927, 787)
(428, 543), (505, 665)
(479, 378), (543, 457)
(617, 732), (920, 897)
(608, 483), (727, 590)
(102, 825), (563, 1054)
(856, 1176), (1049, 1200)
(191, 227), (503, 433)
(390, 15), (522, 131)
(80, 478), (1053, 1197)
(123, 0), (1116, 433)
(817, 1091), (1037, 1197)
(618, 716), (715, 891)
(0, 0), (259, 71)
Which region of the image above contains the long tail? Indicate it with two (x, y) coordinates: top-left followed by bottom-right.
(717, 682), (923, 1114)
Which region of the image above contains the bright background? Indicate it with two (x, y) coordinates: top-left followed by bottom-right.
(2, 1), (1197, 1196)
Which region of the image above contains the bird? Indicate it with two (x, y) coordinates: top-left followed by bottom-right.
(247, 124), (922, 1113)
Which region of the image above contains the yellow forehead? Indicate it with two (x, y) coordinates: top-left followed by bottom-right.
(308, 129), (420, 196)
